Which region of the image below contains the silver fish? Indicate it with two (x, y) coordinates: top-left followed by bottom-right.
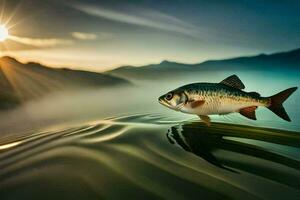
(158, 75), (297, 126)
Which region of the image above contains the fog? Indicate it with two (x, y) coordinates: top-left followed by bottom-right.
(0, 70), (299, 138)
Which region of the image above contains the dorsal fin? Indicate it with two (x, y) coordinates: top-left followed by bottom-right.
(220, 75), (245, 90)
(248, 92), (260, 98)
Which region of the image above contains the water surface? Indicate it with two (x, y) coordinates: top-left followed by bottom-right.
(0, 114), (299, 200)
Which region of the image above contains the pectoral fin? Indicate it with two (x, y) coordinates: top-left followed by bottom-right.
(198, 115), (211, 126)
(190, 100), (205, 108)
(239, 106), (257, 120)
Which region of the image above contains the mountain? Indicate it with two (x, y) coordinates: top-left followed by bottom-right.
(0, 57), (130, 110)
(1, 48), (299, 110)
(106, 48), (300, 80)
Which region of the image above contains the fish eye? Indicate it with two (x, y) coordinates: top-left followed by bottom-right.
(165, 93), (173, 100)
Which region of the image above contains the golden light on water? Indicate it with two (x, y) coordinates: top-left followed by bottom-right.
(0, 24), (8, 42)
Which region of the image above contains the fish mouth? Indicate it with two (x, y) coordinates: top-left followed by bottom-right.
(158, 98), (167, 106)
(158, 97), (182, 111)
(158, 97), (171, 108)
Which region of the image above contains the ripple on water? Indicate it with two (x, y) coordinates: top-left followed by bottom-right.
(0, 114), (300, 200)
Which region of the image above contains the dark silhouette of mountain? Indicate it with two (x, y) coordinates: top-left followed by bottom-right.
(106, 48), (300, 80)
(0, 57), (130, 110)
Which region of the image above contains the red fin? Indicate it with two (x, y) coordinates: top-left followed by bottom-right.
(190, 100), (205, 108)
(267, 87), (297, 122)
(198, 115), (211, 126)
(239, 106), (257, 120)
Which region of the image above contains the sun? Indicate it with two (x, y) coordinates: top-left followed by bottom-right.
(0, 25), (9, 42)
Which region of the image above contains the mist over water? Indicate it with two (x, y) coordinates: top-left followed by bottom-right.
(0, 69), (300, 200)
(0, 69), (299, 136)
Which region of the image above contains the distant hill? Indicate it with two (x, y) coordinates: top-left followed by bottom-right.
(0, 57), (130, 110)
(1, 48), (299, 110)
(106, 48), (300, 80)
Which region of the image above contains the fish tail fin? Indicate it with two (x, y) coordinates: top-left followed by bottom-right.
(267, 87), (298, 121)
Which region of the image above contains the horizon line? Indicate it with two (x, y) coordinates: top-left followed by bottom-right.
(1, 47), (299, 73)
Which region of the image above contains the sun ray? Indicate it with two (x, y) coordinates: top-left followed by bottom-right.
(0, 53), (65, 101)
(1, 60), (42, 100)
(7, 7), (42, 30)
(9, 63), (63, 90)
(4, 0), (23, 26)
(0, 0), (38, 32)
(0, 61), (25, 100)
(7, 13), (33, 30)
(0, 0), (6, 23)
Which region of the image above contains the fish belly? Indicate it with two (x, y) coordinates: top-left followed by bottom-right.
(217, 104), (246, 115)
(194, 103), (243, 115)
(181, 100), (221, 115)
(218, 98), (264, 115)
(181, 97), (264, 116)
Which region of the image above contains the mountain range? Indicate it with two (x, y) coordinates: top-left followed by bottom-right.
(106, 48), (300, 80)
(0, 57), (130, 109)
(0, 47), (299, 110)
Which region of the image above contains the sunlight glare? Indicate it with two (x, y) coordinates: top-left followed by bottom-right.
(0, 24), (9, 41)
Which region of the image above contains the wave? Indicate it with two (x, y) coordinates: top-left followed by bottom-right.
(0, 114), (300, 200)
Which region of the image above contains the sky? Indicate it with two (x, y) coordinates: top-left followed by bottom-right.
(0, 0), (299, 72)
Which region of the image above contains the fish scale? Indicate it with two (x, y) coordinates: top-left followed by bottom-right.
(159, 75), (297, 126)
(182, 84), (261, 116)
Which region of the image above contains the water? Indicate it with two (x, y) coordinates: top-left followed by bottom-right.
(0, 70), (300, 199)
(0, 114), (299, 200)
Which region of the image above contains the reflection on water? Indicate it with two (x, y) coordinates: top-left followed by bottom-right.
(167, 125), (237, 173)
(0, 114), (300, 200)
(167, 122), (300, 186)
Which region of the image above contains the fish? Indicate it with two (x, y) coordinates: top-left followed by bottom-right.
(158, 75), (297, 126)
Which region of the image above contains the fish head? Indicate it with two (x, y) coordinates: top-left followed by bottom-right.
(158, 90), (187, 111)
